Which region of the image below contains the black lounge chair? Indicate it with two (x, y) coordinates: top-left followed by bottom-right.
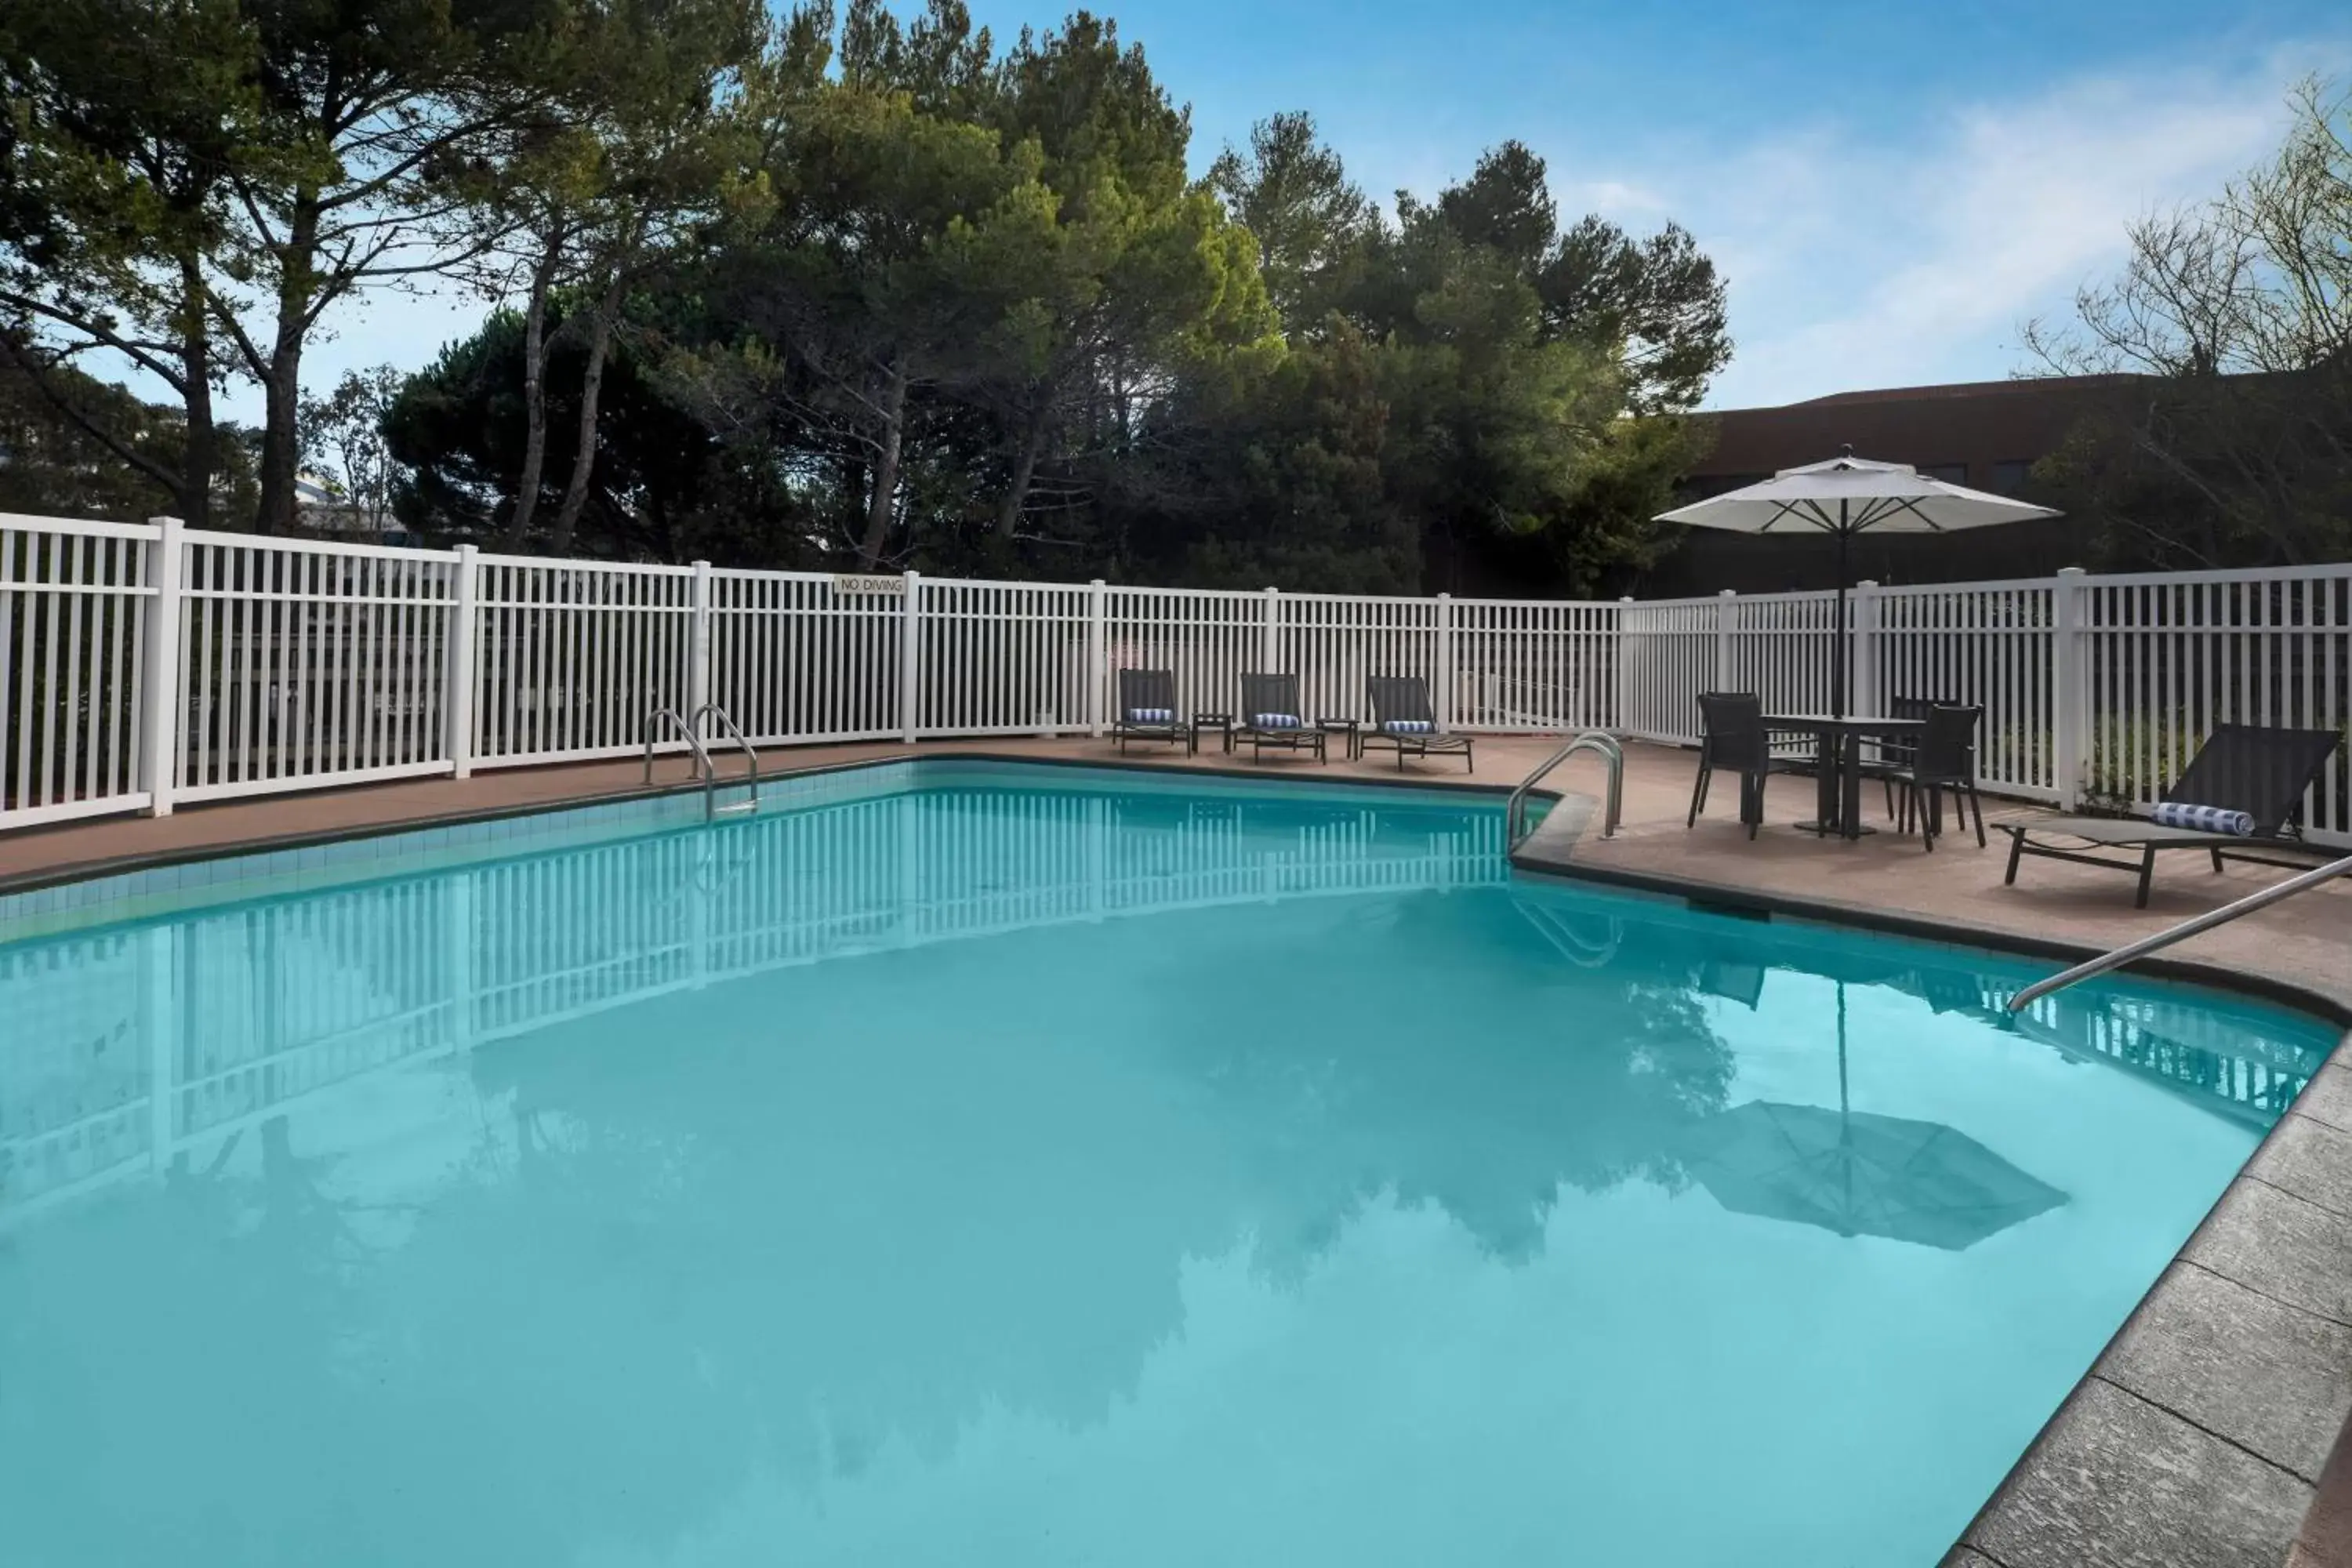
(1689, 692), (1819, 839)
(1110, 668), (1191, 754)
(2000, 723), (2342, 906)
(1363, 676), (1473, 772)
(1234, 673), (1327, 763)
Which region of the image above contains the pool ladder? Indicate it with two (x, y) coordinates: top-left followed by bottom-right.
(1506, 730), (1624, 849)
(644, 704), (762, 822)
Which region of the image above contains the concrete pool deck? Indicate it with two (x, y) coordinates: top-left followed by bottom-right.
(3, 733), (2350, 1566)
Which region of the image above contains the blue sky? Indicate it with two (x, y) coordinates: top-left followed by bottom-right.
(249, 0), (2352, 421)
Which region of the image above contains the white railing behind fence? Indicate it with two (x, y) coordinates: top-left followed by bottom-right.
(0, 510), (2346, 845)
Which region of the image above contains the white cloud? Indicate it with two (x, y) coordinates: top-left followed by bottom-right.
(1679, 50), (2342, 407)
(1559, 177), (1673, 220)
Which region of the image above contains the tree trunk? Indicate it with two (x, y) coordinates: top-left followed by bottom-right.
(550, 278), (622, 557)
(255, 197), (321, 535)
(994, 399), (1049, 539)
(504, 238), (564, 548)
(856, 360), (909, 570)
(175, 256), (215, 531)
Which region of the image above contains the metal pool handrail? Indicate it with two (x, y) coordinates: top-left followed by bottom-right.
(643, 706), (734, 822)
(1507, 730), (1623, 848)
(692, 703), (763, 817)
(2006, 849), (2352, 1011)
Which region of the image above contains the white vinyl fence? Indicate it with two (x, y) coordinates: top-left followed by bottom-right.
(3, 511), (2348, 844)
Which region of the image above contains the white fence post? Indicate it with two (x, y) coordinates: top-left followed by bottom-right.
(1086, 578), (1107, 737)
(138, 516), (183, 817)
(2053, 566), (2087, 809)
(1435, 592), (1454, 729)
(900, 570), (923, 744)
(445, 543), (478, 779)
(1714, 588), (1736, 694)
(1614, 596), (1635, 735)
(1851, 579), (1880, 717)
(687, 560), (713, 729)
(1261, 585), (1279, 673)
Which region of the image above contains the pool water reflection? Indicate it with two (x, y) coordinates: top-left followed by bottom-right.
(0, 765), (2333, 1567)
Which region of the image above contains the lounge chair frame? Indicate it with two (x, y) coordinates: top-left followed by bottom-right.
(1999, 723), (2342, 906)
(1233, 673), (1327, 763)
(1362, 676), (1473, 772)
(1109, 669), (1191, 754)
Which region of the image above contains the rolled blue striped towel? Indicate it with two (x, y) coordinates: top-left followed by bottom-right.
(1251, 712), (1303, 729)
(1381, 719), (1436, 734)
(2151, 801), (2256, 836)
(1125, 707), (1174, 723)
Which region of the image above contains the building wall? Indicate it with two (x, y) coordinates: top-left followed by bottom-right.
(1627, 375), (2140, 597)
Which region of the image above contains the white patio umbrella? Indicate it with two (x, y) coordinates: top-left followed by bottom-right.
(1655, 448), (2060, 718)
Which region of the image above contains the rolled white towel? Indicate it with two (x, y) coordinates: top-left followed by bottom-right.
(2151, 801), (2256, 836)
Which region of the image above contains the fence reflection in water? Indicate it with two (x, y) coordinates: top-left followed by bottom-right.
(2, 775), (2325, 1231)
(0, 782), (1509, 1220)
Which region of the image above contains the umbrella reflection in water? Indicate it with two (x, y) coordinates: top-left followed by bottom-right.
(1686, 981), (2067, 1250)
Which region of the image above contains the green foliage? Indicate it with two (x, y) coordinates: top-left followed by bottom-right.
(2, 1), (1732, 594)
(383, 304), (808, 563)
(0, 0), (264, 524)
(1207, 112), (1378, 335)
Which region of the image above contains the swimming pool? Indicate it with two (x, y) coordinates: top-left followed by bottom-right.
(0, 761), (2336, 1566)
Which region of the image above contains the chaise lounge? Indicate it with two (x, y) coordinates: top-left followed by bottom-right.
(1234, 673), (1327, 763)
(1363, 676), (1473, 772)
(1999, 722), (2342, 906)
(1110, 668), (1191, 754)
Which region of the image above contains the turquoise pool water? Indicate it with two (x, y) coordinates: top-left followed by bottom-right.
(0, 762), (2336, 1567)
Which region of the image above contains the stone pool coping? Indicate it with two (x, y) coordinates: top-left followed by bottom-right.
(5, 739), (2350, 1566)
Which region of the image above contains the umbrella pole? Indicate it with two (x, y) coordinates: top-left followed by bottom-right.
(1834, 506), (1850, 722)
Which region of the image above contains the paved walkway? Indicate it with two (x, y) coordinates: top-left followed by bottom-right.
(1516, 742), (2352, 1014)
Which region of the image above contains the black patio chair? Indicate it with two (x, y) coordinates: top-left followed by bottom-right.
(1888, 703), (1987, 851)
(1110, 668), (1190, 754)
(2000, 723), (2343, 906)
(1363, 676), (1473, 772)
(1234, 673), (1327, 763)
(1689, 692), (1818, 840)
(1871, 695), (1933, 815)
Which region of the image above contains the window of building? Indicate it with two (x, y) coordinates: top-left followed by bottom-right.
(1989, 459), (2033, 493)
(1921, 463), (1969, 485)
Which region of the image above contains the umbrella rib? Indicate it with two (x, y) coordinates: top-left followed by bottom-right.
(1783, 499), (1838, 532)
(1855, 496), (1945, 533)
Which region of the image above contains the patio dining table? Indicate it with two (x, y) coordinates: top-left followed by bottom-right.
(1762, 713), (1926, 840)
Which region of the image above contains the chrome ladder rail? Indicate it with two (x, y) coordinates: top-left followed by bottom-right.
(2007, 849), (2352, 1011)
(692, 702), (762, 818)
(1505, 729), (1623, 849)
(644, 704), (760, 822)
